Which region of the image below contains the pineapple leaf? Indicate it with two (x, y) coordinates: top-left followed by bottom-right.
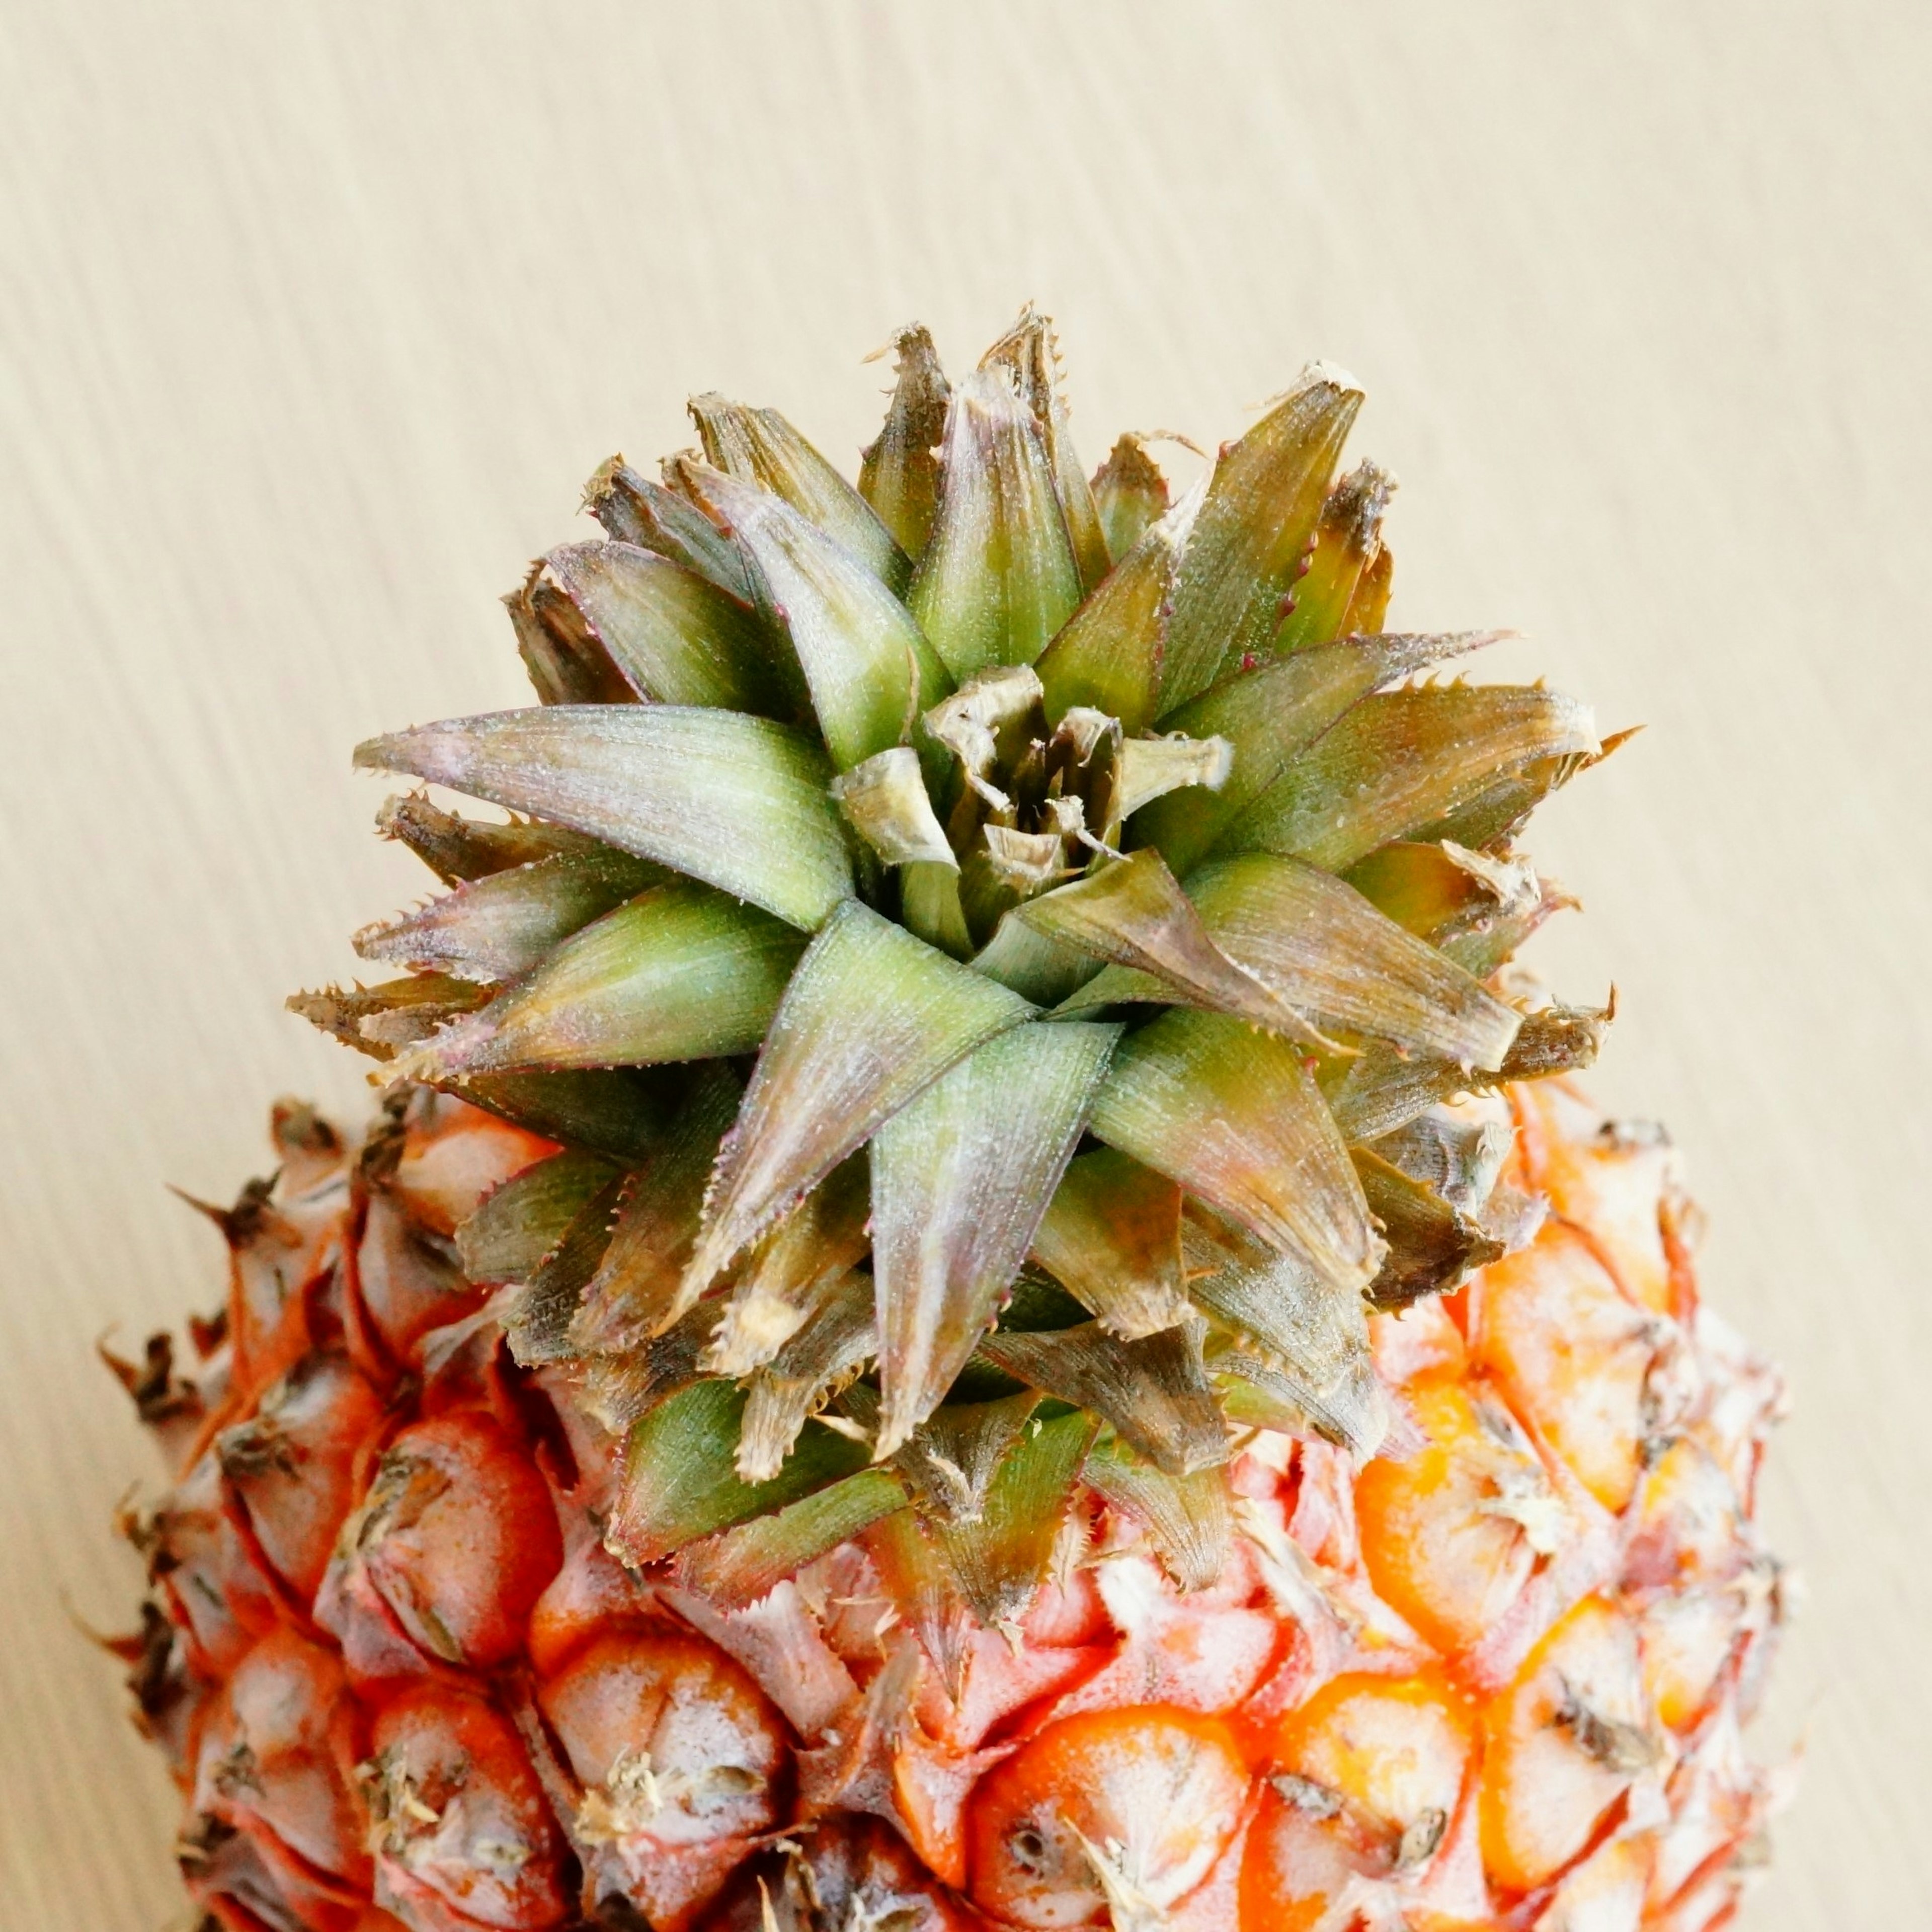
(287, 974), (487, 1063)
(1187, 1212), (1386, 1457)
(673, 1467), (909, 1611)
(910, 368), (1083, 680)
(978, 1316), (1227, 1478)
(1089, 1009), (1384, 1296)
(1082, 1437), (1233, 1593)
(981, 307), (1110, 595)
(456, 1148), (624, 1286)
(1274, 461), (1397, 653)
(1060, 853), (1522, 1071)
(504, 561), (636, 706)
(1089, 432), (1171, 566)
(1140, 629), (1501, 874)
(607, 1377), (872, 1568)
(689, 392), (911, 595)
(870, 1019), (1120, 1456)
(584, 456), (758, 603)
(859, 324), (950, 559)
(375, 791), (602, 886)
(830, 747), (957, 869)
(569, 1067), (742, 1355)
(1023, 849), (1323, 1044)
(1030, 1146), (1192, 1340)
(738, 1270), (878, 1482)
(454, 1068), (674, 1165)
(926, 1405), (1097, 1629)
(1158, 364), (1363, 712)
(704, 1155), (872, 1377)
(355, 704), (853, 931)
(685, 902), (1035, 1298)
(576, 1301), (724, 1436)
(1352, 1145), (1506, 1311)
(1326, 999), (1612, 1143)
(539, 541), (787, 713)
(1346, 839), (1549, 954)
(687, 467), (952, 771)
(389, 881), (806, 1077)
(1033, 485), (1198, 735)
(503, 1170), (626, 1364)
(352, 848), (665, 986)
(1226, 685), (1599, 874)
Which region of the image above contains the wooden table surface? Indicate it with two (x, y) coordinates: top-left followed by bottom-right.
(4, 5), (1927, 1925)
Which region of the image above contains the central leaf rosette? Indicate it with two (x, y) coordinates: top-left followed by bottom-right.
(307, 311), (1614, 1611)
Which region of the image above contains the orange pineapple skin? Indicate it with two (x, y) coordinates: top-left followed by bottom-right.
(120, 1079), (1786, 1932)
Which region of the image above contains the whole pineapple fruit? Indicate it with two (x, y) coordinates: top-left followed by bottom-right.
(112, 313), (1788, 1932)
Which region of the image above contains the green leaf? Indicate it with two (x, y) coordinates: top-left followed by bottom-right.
(1352, 1146), (1505, 1312)
(1226, 686), (1599, 874)
(1089, 433), (1170, 566)
(859, 324), (950, 558)
(684, 902), (1035, 1296)
(1021, 849), (1320, 1042)
(391, 882), (806, 1077)
(569, 1067), (742, 1354)
(1089, 1009), (1383, 1295)
(981, 307), (1109, 595)
(925, 1406), (1097, 1628)
(978, 1317), (1227, 1477)
(690, 392), (911, 594)
(691, 469), (952, 771)
(870, 1020), (1120, 1455)
(456, 1148), (623, 1285)
(909, 368), (1083, 680)
(1082, 1437), (1232, 1593)
(583, 455), (757, 602)
(1159, 364), (1363, 711)
(607, 1378), (871, 1568)
(674, 1467), (908, 1610)
(540, 541), (785, 713)
(455, 1068), (675, 1166)
(1137, 630), (1499, 874)
(1060, 854), (1522, 1070)
(1029, 1146), (1191, 1340)
(1033, 485), (1201, 735)
(1273, 461), (1396, 653)
(1326, 1000), (1612, 1143)
(353, 848), (664, 986)
(375, 792), (602, 887)
(355, 705), (853, 932)
(969, 912), (1101, 1006)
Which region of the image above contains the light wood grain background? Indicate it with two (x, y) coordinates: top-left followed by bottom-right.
(4, 4), (1927, 1925)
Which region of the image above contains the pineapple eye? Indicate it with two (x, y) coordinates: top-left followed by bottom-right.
(1007, 1822), (1050, 1872)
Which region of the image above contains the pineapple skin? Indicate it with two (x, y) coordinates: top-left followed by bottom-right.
(118, 1078), (1786, 1932)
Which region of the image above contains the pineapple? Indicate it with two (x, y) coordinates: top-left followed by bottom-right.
(111, 312), (1788, 1932)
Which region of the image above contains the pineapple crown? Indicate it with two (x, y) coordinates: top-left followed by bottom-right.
(297, 309), (1615, 1622)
